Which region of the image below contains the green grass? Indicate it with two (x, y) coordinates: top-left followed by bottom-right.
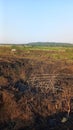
(0, 45), (73, 61)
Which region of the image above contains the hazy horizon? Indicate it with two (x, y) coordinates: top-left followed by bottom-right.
(0, 0), (73, 44)
(0, 41), (73, 45)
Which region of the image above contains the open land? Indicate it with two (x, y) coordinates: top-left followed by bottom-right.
(0, 44), (73, 130)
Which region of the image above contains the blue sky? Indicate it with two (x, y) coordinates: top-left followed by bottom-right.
(0, 0), (73, 43)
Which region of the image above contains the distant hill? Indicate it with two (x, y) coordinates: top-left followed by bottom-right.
(0, 42), (73, 47)
(27, 42), (73, 47)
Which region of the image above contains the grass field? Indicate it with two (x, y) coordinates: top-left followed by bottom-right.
(0, 44), (73, 130)
(0, 44), (73, 61)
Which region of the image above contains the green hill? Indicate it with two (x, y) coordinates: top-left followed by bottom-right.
(27, 42), (73, 47)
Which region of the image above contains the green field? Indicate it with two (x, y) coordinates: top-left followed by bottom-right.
(0, 44), (73, 61)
